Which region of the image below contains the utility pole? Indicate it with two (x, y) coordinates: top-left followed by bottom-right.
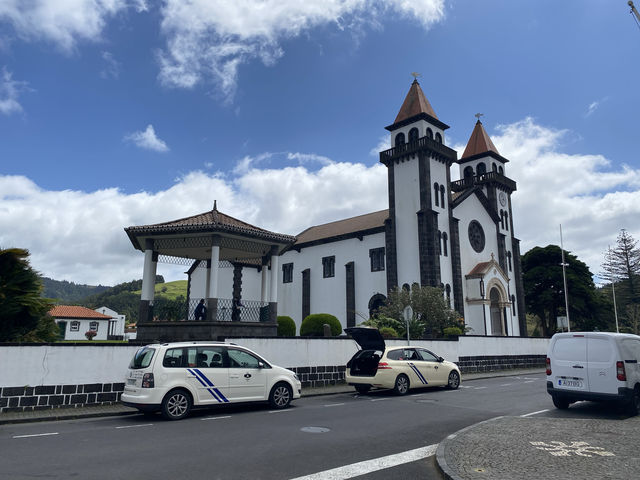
(630, 1), (640, 29)
(560, 224), (571, 332)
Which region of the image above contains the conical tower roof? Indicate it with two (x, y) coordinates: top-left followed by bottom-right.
(385, 79), (449, 131)
(460, 119), (506, 162)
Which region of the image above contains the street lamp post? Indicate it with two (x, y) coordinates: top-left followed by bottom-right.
(560, 224), (571, 332)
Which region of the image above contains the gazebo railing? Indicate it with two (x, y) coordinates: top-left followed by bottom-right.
(183, 298), (270, 322)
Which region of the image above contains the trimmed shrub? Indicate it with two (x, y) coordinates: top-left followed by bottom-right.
(379, 326), (398, 339)
(300, 313), (342, 337)
(443, 326), (463, 337)
(277, 316), (296, 336)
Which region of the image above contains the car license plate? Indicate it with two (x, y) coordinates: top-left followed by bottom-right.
(558, 378), (583, 388)
(127, 378), (137, 385)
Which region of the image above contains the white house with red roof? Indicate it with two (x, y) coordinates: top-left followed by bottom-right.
(49, 306), (113, 341)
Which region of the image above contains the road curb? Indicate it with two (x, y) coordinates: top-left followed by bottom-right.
(435, 416), (505, 480)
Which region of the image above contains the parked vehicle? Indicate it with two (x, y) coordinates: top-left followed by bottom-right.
(344, 327), (461, 395)
(546, 332), (640, 414)
(121, 342), (301, 420)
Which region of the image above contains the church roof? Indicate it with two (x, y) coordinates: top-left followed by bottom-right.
(125, 202), (296, 250)
(293, 209), (388, 247)
(385, 80), (449, 131)
(49, 305), (112, 320)
(461, 120), (500, 160)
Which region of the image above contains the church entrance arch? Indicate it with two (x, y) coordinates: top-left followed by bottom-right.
(368, 293), (387, 318)
(489, 287), (506, 336)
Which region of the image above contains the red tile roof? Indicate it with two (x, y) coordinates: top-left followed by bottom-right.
(294, 210), (388, 246)
(49, 306), (112, 319)
(461, 120), (500, 160)
(394, 79), (439, 124)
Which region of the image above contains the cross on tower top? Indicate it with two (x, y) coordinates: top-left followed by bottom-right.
(411, 72), (421, 81)
(474, 113), (484, 122)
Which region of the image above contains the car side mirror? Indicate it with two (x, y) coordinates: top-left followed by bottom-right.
(438, 357), (444, 362)
(258, 361), (265, 369)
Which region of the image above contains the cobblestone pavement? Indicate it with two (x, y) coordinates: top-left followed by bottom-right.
(437, 414), (640, 480)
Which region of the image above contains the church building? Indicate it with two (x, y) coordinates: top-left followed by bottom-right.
(126, 79), (526, 339)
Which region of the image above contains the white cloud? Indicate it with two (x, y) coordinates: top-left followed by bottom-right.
(157, 0), (446, 100)
(100, 51), (121, 79)
(585, 97), (608, 117)
(2, 117), (638, 286)
(0, 67), (26, 115)
(0, 0), (133, 52)
(124, 124), (170, 152)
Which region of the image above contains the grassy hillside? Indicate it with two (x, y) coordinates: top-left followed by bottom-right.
(133, 280), (188, 300)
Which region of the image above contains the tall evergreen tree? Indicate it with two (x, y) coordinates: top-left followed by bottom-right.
(601, 229), (640, 305)
(0, 248), (55, 342)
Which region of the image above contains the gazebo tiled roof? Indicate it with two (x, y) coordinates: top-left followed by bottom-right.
(125, 202), (296, 252)
(49, 306), (112, 320)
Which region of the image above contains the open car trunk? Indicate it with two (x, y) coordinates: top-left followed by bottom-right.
(347, 349), (382, 377)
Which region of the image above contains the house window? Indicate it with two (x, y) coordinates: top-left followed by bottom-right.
(442, 232), (448, 256)
(395, 132), (405, 147)
(504, 212), (509, 231)
(440, 185), (445, 208)
(511, 295), (517, 315)
(434, 183), (439, 207)
(408, 127), (419, 143)
(445, 284), (451, 307)
(507, 251), (512, 271)
(70, 321), (80, 332)
(322, 256), (335, 278)
(89, 321), (98, 332)
(464, 166), (474, 178)
(435, 132), (442, 143)
(477, 162), (486, 175)
(282, 263), (293, 283)
(370, 248), (385, 272)
(437, 230), (442, 255)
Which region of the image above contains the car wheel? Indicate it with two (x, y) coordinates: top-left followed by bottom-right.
(355, 385), (371, 394)
(393, 374), (410, 396)
(269, 382), (293, 409)
(161, 389), (192, 420)
(446, 371), (460, 390)
(627, 386), (640, 416)
(552, 394), (570, 410)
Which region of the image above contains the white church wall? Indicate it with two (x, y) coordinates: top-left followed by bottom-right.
(393, 156), (421, 286)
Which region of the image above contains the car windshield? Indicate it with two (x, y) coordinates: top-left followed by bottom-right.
(129, 346), (156, 369)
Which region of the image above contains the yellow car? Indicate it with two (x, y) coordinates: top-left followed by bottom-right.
(344, 327), (461, 395)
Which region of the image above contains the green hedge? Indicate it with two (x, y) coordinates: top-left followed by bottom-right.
(300, 313), (341, 337)
(277, 316), (296, 336)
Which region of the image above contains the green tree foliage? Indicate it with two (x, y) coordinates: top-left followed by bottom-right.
(300, 313), (342, 336)
(523, 245), (613, 337)
(41, 277), (110, 303)
(0, 248), (55, 342)
(374, 284), (464, 339)
(277, 316), (296, 336)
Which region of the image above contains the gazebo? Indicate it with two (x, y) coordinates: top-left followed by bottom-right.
(125, 202), (295, 342)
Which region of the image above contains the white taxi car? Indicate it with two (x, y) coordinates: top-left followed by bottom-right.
(344, 327), (461, 395)
(121, 342), (301, 420)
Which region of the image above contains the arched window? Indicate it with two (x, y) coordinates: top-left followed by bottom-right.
(499, 166), (504, 175)
(440, 185), (445, 208)
(511, 295), (517, 315)
(434, 183), (439, 207)
(442, 232), (448, 256)
(395, 132), (405, 147)
(500, 210), (504, 229)
(477, 162), (486, 175)
(507, 251), (512, 271)
(426, 128), (433, 139)
(445, 284), (451, 307)
(504, 212), (509, 231)
(408, 127), (419, 143)
(492, 163), (498, 172)
(368, 293), (387, 318)
(435, 132), (442, 143)
(437, 230), (442, 255)
(464, 166), (474, 178)
(402, 283), (411, 292)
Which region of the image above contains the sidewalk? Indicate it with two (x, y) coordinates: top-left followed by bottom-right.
(0, 368), (541, 426)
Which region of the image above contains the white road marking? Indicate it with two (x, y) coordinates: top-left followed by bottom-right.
(472, 386), (487, 390)
(520, 409), (549, 417)
(324, 403), (345, 407)
(268, 410), (294, 414)
(13, 432), (59, 439)
(202, 415), (232, 420)
(370, 398), (390, 402)
(288, 444), (438, 480)
(523, 380), (535, 384)
(499, 383), (513, 387)
(115, 423), (153, 429)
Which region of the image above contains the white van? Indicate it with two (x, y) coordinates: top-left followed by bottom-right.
(546, 332), (640, 414)
(121, 342), (301, 420)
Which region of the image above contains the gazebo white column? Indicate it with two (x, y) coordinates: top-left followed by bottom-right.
(261, 256), (269, 303)
(268, 246), (279, 323)
(207, 236), (221, 320)
(140, 239), (157, 322)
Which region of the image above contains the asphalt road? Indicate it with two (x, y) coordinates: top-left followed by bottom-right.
(0, 373), (554, 480)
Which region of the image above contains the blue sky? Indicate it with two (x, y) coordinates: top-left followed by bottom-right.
(1, 0), (639, 286)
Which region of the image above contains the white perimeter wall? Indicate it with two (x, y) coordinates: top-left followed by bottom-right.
(0, 336), (549, 387)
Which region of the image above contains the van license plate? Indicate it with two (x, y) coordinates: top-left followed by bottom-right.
(559, 379), (583, 388)
(127, 378), (137, 385)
